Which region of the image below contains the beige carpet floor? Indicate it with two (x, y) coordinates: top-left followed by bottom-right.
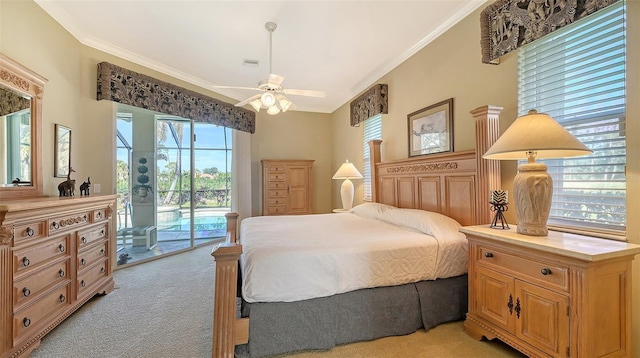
(30, 245), (524, 358)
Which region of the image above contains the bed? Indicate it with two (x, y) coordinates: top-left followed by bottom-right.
(211, 105), (503, 357)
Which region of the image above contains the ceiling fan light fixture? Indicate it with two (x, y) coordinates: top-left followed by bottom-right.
(267, 105), (281, 115)
(249, 98), (262, 112)
(260, 92), (276, 107)
(278, 96), (292, 112)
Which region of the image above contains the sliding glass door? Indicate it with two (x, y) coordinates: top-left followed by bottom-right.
(115, 105), (231, 266)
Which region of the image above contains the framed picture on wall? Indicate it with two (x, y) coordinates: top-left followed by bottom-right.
(54, 124), (71, 178)
(408, 98), (453, 157)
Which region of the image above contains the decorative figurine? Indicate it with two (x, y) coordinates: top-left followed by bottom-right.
(79, 177), (91, 196)
(489, 190), (509, 230)
(58, 167), (76, 197)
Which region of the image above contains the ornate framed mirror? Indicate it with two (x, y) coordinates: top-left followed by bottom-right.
(0, 54), (47, 199)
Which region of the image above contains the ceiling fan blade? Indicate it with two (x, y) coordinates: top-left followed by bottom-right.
(235, 94), (261, 107)
(267, 74), (285, 87)
(212, 85), (262, 91)
(281, 88), (326, 98)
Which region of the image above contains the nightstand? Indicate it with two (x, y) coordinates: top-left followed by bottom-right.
(461, 225), (640, 358)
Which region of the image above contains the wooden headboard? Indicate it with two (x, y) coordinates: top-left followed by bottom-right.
(369, 105), (503, 226)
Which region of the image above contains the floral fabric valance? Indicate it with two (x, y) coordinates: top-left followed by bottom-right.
(97, 62), (255, 133)
(480, 0), (620, 64)
(350, 84), (388, 127)
(0, 87), (30, 117)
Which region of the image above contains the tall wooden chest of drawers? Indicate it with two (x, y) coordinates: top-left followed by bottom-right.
(0, 195), (117, 357)
(461, 225), (640, 358)
(262, 160), (313, 215)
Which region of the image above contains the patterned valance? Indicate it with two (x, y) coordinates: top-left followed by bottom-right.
(0, 87), (30, 117)
(97, 62), (255, 133)
(481, 0), (620, 64)
(350, 84), (388, 127)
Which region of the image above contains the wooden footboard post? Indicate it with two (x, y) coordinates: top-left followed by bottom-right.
(211, 212), (242, 358)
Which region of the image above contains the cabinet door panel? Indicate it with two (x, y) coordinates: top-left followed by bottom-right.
(287, 166), (310, 214)
(476, 266), (515, 332)
(515, 280), (569, 356)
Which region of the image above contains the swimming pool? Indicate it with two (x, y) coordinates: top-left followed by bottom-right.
(159, 216), (226, 231)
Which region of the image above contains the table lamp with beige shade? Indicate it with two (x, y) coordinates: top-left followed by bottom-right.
(483, 110), (592, 236)
(332, 160), (363, 211)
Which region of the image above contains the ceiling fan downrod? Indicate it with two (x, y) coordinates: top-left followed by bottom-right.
(265, 22), (277, 75)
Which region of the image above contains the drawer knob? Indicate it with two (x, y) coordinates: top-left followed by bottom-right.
(484, 252), (494, 258)
(23, 317), (31, 328)
(52, 221), (59, 229)
(22, 257), (30, 267)
(59, 269), (65, 278)
(100, 249), (106, 256)
(97, 212), (103, 219)
(81, 237), (87, 244)
(81, 280), (86, 288)
(81, 258), (86, 266)
(101, 229), (105, 236)
(540, 268), (552, 275)
(100, 267), (105, 274)
(59, 294), (66, 303)
(26, 227), (35, 237)
(22, 287), (31, 297)
(58, 244), (66, 253)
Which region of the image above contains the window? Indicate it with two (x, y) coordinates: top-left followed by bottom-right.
(362, 114), (382, 201)
(518, 2), (626, 234)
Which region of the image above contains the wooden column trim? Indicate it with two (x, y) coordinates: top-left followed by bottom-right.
(470, 105), (503, 224)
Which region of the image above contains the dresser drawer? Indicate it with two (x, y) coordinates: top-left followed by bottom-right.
(268, 190), (286, 198)
(266, 164), (286, 173)
(77, 224), (107, 250)
(268, 181), (286, 190)
(92, 208), (109, 223)
(77, 241), (107, 270)
(13, 259), (69, 308)
(266, 206), (286, 215)
(77, 259), (108, 298)
(13, 220), (47, 244)
(477, 245), (569, 292)
(267, 198), (286, 206)
(268, 173), (287, 181)
(13, 284), (71, 344)
(13, 235), (70, 275)
(49, 211), (90, 234)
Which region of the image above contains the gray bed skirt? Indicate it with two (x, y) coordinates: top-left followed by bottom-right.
(236, 274), (468, 358)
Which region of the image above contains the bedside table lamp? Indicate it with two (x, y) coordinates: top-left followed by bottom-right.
(483, 110), (592, 236)
(332, 160), (363, 211)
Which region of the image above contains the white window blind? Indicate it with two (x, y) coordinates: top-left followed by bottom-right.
(518, 1), (626, 233)
(362, 114), (382, 201)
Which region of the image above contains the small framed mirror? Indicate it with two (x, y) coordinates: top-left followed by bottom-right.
(54, 124), (71, 178)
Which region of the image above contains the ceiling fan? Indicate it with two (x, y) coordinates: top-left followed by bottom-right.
(213, 22), (326, 115)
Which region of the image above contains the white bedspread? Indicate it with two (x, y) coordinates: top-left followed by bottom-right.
(239, 208), (468, 303)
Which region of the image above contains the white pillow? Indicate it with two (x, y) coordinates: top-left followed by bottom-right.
(379, 208), (462, 239)
(349, 202), (396, 220)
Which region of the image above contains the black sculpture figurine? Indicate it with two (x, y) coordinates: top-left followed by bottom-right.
(58, 167), (76, 197)
(79, 177), (91, 196)
(489, 190), (509, 230)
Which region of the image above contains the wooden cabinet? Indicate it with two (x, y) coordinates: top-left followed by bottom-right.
(262, 160), (313, 215)
(462, 225), (640, 358)
(0, 195), (117, 357)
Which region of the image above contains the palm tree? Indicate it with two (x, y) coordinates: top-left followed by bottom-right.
(157, 119), (185, 206)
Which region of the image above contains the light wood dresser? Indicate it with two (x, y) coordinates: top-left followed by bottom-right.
(0, 195), (117, 357)
(461, 225), (640, 358)
(261, 160), (313, 215)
